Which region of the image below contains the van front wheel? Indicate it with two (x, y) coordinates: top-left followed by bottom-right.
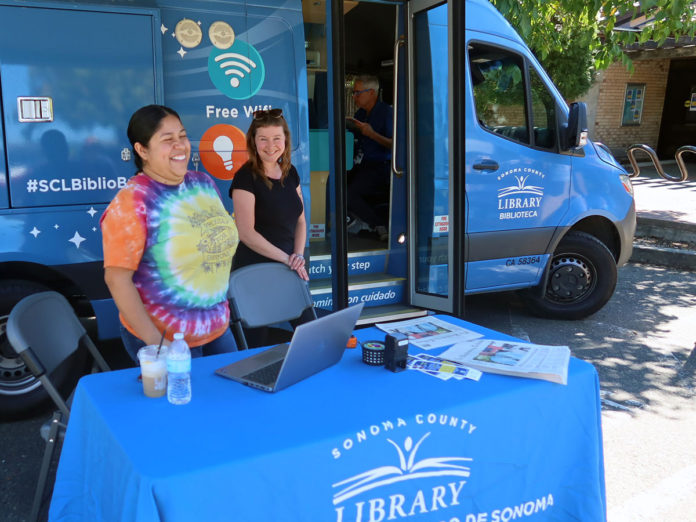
(525, 232), (617, 320)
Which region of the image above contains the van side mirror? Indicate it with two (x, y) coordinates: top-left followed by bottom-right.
(563, 102), (589, 150)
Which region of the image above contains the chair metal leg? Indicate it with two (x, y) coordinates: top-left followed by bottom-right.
(232, 321), (248, 350)
(30, 411), (63, 522)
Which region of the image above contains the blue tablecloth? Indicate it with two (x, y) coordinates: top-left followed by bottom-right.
(50, 315), (606, 521)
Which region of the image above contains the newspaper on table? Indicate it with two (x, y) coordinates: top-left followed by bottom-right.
(375, 316), (483, 350)
(407, 353), (482, 382)
(439, 339), (570, 385)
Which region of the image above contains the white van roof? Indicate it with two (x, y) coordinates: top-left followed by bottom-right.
(466, 0), (526, 46)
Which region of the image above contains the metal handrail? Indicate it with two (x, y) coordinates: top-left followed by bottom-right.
(391, 35), (405, 178)
(625, 143), (696, 182)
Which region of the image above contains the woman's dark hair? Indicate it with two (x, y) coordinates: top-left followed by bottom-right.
(127, 105), (181, 171)
(245, 111), (292, 189)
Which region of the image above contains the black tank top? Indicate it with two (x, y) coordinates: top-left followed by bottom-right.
(229, 163), (303, 270)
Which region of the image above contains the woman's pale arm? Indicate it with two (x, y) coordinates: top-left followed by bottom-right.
(104, 266), (165, 346)
(293, 186), (307, 255)
(289, 185), (309, 280)
(233, 188), (293, 264)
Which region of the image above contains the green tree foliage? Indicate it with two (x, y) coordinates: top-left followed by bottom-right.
(490, 0), (696, 99)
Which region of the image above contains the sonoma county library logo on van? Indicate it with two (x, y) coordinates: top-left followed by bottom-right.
(496, 167), (545, 221)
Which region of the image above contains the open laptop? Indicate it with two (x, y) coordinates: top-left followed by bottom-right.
(215, 302), (364, 392)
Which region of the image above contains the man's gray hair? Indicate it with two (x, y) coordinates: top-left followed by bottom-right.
(354, 74), (379, 92)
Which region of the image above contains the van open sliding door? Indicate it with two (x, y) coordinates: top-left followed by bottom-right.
(407, 0), (460, 313)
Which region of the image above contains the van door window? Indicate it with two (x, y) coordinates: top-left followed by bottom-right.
(529, 67), (557, 150)
(469, 43), (528, 144)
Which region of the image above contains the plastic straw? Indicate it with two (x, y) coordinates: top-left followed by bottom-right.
(156, 329), (166, 359)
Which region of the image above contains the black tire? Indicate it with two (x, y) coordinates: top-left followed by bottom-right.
(0, 280), (86, 420)
(523, 232), (617, 320)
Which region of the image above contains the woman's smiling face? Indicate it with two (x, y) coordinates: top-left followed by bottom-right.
(254, 125), (286, 166)
(136, 114), (191, 185)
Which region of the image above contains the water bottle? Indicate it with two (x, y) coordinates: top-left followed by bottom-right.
(167, 332), (191, 405)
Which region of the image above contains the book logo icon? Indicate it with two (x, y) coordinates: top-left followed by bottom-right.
(497, 175), (544, 198)
(332, 432), (472, 505)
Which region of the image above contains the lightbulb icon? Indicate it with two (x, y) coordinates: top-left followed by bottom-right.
(200, 124), (246, 180)
(213, 135), (234, 170)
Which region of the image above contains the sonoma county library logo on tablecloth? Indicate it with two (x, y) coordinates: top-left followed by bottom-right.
(329, 412), (556, 522)
(330, 412), (477, 521)
(333, 432), (472, 504)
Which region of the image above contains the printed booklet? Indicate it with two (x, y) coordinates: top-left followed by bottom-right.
(439, 339), (571, 385)
(406, 353), (482, 382)
(375, 316), (482, 350)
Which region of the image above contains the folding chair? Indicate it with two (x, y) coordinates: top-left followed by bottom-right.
(6, 291), (110, 522)
(228, 262), (317, 350)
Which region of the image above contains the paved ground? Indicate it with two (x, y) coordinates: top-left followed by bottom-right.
(625, 164), (696, 521)
(467, 164), (696, 522)
(596, 163), (696, 520)
(630, 160), (696, 225)
(464, 263), (696, 522)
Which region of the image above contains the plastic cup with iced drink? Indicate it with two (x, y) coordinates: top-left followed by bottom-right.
(137, 345), (168, 398)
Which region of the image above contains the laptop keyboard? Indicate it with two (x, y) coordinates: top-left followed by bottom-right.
(243, 360), (284, 386)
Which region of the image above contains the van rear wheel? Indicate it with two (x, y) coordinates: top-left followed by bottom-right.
(524, 232), (617, 320)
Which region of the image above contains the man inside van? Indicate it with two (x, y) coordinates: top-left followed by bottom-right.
(346, 75), (393, 241)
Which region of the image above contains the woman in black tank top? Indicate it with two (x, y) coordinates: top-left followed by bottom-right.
(229, 109), (308, 281)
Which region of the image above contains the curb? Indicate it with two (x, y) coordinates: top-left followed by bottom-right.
(632, 215), (696, 270)
(630, 242), (696, 270)
(636, 216), (696, 244)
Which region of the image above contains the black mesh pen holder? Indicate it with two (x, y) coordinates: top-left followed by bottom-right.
(361, 340), (385, 366)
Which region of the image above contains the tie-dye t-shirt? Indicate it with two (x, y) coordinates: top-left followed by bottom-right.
(101, 171), (238, 347)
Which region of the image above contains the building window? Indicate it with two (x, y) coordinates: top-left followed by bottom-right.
(622, 83), (645, 125)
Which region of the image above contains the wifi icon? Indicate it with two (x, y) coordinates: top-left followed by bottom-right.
(208, 40), (265, 100)
(214, 53), (257, 88)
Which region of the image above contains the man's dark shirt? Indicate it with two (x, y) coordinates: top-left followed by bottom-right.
(354, 100), (393, 163)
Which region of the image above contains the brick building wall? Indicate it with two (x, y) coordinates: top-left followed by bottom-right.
(589, 58), (669, 156)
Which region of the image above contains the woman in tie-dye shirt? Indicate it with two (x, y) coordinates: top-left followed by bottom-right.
(101, 105), (238, 362)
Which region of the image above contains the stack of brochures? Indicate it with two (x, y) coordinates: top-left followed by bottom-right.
(377, 317), (570, 385)
(376, 316), (483, 350)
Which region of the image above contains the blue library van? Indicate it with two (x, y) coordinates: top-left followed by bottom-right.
(464, 0), (635, 318)
(0, 0), (634, 417)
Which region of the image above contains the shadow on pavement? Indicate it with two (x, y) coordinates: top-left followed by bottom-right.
(467, 263), (696, 413)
